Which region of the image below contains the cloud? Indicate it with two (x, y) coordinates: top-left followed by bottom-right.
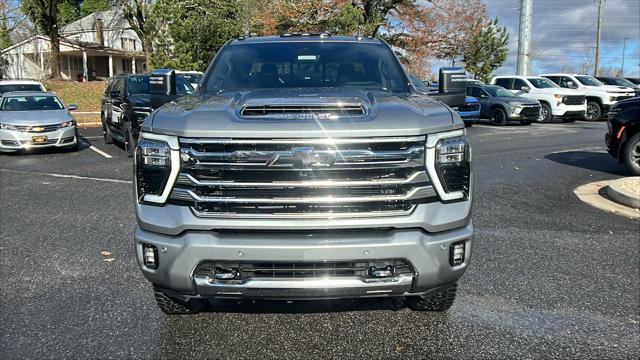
(441, 0), (640, 77)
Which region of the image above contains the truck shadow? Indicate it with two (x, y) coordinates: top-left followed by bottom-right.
(202, 297), (406, 314)
(545, 150), (629, 175)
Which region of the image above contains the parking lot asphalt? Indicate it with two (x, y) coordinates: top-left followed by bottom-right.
(1, 121), (638, 359)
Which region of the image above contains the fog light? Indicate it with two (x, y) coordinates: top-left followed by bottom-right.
(369, 265), (394, 278)
(143, 244), (158, 269)
(450, 242), (465, 266)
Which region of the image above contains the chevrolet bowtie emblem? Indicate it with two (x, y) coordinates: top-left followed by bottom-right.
(267, 147), (336, 169)
(31, 127), (45, 132)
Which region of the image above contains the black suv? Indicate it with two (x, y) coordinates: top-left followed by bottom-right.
(101, 74), (194, 157)
(606, 98), (640, 175)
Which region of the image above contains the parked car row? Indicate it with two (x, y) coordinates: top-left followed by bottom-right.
(418, 73), (637, 125)
(0, 79), (79, 153)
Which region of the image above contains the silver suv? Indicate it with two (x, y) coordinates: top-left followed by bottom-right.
(134, 35), (473, 314)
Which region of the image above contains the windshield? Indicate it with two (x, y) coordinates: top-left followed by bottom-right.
(127, 75), (150, 95)
(409, 74), (430, 92)
(0, 84), (43, 93)
(527, 78), (558, 89)
(608, 78), (635, 87)
(485, 86), (515, 97)
(204, 42), (409, 93)
(1, 95), (64, 111)
(575, 76), (603, 86)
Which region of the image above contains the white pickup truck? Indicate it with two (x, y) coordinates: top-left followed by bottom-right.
(539, 73), (636, 121)
(490, 76), (586, 123)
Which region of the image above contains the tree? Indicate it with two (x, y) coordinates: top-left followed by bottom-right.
(118, 0), (153, 70)
(80, 0), (111, 17)
(462, 17), (509, 83)
(21, 0), (62, 79)
(150, 0), (243, 71)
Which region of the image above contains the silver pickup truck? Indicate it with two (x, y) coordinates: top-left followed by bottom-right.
(134, 34), (473, 314)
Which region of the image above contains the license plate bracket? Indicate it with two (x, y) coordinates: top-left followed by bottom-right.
(32, 136), (48, 144)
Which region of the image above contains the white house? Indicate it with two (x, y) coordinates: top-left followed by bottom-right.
(1, 9), (146, 81)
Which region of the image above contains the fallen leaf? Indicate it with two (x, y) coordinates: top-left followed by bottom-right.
(103, 258), (115, 262)
(100, 251), (113, 257)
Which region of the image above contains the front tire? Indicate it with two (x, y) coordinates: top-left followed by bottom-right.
(490, 108), (508, 126)
(124, 123), (136, 158)
(585, 101), (601, 121)
(623, 132), (640, 176)
(102, 119), (113, 145)
(154, 288), (206, 315)
(405, 283), (458, 312)
(537, 103), (552, 123)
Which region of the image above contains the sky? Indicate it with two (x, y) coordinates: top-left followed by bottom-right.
(433, 0), (640, 78)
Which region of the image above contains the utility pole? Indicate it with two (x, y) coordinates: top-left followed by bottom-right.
(594, 0), (604, 76)
(622, 37), (630, 76)
(516, 0), (533, 76)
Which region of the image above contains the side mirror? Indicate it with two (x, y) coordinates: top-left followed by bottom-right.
(67, 103), (78, 111)
(566, 81), (577, 89)
(110, 90), (121, 98)
(521, 86), (530, 93)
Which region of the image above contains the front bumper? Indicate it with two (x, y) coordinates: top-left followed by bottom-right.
(0, 127), (77, 152)
(551, 104), (587, 117)
(135, 222), (473, 299)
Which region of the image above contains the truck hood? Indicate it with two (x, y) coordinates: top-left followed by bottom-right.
(146, 88), (458, 138)
(498, 97), (540, 106)
(534, 87), (584, 96)
(586, 85), (636, 94)
(0, 109), (73, 125)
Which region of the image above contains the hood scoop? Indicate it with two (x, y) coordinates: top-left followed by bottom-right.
(240, 103), (366, 119)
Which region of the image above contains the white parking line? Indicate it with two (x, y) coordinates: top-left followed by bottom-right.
(80, 139), (113, 159)
(0, 168), (132, 184)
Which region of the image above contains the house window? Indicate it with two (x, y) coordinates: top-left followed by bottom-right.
(66, 57), (83, 71)
(121, 38), (136, 51)
(122, 59), (132, 73)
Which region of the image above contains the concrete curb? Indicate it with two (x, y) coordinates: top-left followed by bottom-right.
(607, 177), (640, 209)
(574, 181), (640, 219)
(78, 122), (101, 128)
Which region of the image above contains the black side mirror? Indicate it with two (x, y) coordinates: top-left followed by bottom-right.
(110, 90), (121, 98)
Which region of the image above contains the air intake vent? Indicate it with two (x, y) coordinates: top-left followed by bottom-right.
(240, 104), (365, 118)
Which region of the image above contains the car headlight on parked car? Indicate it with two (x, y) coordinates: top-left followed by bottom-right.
(425, 129), (471, 201)
(0, 123), (16, 130)
(59, 120), (76, 128)
(135, 133), (180, 204)
(510, 105), (524, 114)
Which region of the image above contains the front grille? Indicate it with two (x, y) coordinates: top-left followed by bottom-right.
(520, 106), (540, 117)
(458, 103), (480, 112)
(563, 95), (585, 105)
(169, 136), (436, 218)
(194, 259), (414, 280)
(240, 104), (365, 118)
(14, 124), (60, 133)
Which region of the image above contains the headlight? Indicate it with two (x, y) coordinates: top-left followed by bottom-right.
(554, 94), (563, 99)
(135, 133), (180, 204)
(511, 105), (524, 114)
(426, 130), (471, 201)
(0, 123), (16, 130)
(59, 120), (76, 128)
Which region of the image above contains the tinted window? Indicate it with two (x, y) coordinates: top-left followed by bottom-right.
(127, 75), (150, 95)
(528, 78), (558, 89)
(204, 42), (409, 93)
(1, 95), (64, 111)
(543, 76), (560, 85)
(469, 87), (484, 97)
(176, 77), (194, 95)
(494, 78), (512, 89)
(0, 84), (43, 93)
(513, 79), (528, 90)
(559, 77), (574, 88)
(409, 74), (430, 92)
(178, 73), (202, 84)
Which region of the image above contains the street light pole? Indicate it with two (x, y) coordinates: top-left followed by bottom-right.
(622, 37), (630, 76)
